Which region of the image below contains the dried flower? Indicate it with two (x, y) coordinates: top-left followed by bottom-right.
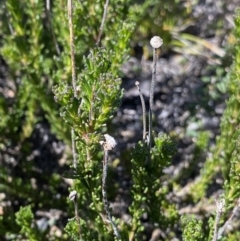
(100, 134), (117, 151)
(69, 190), (77, 201)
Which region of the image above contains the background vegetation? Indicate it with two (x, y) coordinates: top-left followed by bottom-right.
(0, 0), (239, 240)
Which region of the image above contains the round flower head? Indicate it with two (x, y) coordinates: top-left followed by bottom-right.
(102, 134), (117, 151)
(150, 36), (163, 49)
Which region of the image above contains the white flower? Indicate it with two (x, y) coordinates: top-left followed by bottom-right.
(102, 134), (117, 151)
(150, 36), (163, 49)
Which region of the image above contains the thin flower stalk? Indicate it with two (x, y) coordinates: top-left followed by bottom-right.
(135, 81), (147, 141)
(101, 135), (121, 239)
(96, 0), (110, 46)
(149, 36), (163, 150)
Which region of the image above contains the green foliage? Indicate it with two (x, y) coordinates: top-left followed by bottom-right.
(224, 232), (240, 241)
(181, 215), (204, 241)
(1, 0), (240, 240)
(50, 1), (138, 240)
(15, 206), (40, 241)
(53, 48), (124, 135)
(191, 9), (240, 205)
(0, 0), (135, 239)
(0, 0), (134, 144)
(129, 134), (177, 239)
(50, 1), (180, 238)
(0, 0), (69, 143)
(65, 219), (86, 241)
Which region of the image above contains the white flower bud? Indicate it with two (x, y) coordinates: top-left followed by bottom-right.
(150, 36), (163, 49)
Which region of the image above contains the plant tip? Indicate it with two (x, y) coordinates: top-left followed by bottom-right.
(150, 36), (163, 49)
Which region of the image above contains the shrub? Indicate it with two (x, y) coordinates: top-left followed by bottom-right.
(1, 1), (240, 240)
